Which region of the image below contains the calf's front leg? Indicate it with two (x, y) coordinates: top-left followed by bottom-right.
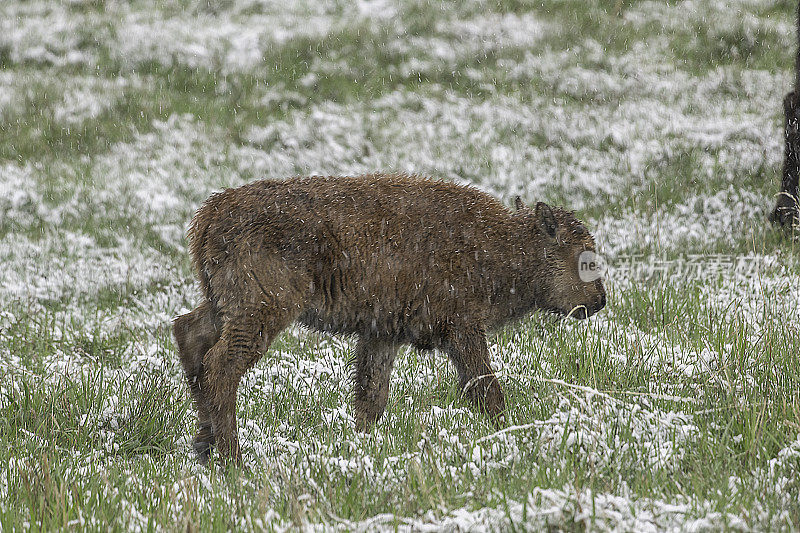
(352, 337), (397, 431)
(444, 325), (506, 427)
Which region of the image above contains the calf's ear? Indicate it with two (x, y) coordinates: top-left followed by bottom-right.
(514, 196), (525, 211)
(535, 202), (557, 238)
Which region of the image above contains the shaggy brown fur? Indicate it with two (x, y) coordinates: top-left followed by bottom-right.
(173, 174), (606, 464)
(771, 0), (800, 226)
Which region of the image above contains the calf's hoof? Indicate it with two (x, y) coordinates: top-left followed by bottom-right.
(193, 440), (213, 465)
(353, 399), (386, 432)
(212, 435), (243, 467)
(483, 384), (507, 429)
(193, 424), (215, 465)
(354, 413), (382, 433)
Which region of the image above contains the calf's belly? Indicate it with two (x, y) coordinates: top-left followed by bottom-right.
(296, 303), (440, 348)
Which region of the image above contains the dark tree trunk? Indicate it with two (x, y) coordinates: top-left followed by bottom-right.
(770, 1), (800, 227)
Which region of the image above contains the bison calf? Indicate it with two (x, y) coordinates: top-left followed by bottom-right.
(173, 174), (606, 464)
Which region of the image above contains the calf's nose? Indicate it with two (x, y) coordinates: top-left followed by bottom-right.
(594, 280), (606, 312)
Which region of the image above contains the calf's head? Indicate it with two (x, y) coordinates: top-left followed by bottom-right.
(516, 198), (606, 319)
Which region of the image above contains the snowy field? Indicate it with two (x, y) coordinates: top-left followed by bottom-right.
(1, 0), (800, 530)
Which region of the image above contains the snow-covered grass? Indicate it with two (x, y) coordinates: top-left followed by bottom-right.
(1, 0), (800, 530)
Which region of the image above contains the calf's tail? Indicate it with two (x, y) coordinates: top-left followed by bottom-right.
(186, 194), (219, 304)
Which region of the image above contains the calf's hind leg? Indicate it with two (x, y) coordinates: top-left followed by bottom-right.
(172, 301), (221, 461)
(201, 302), (299, 464)
(352, 337), (397, 431)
